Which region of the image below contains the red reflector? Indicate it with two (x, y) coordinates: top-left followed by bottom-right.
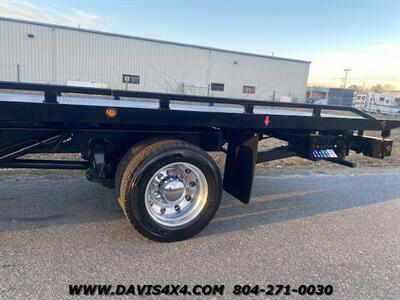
(264, 116), (270, 126)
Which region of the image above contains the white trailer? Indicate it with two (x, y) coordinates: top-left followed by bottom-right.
(354, 91), (400, 116)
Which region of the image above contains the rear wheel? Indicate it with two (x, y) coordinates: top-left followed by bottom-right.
(116, 138), (222, 242)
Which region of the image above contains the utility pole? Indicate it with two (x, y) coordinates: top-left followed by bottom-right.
(343, 68), (351, 88)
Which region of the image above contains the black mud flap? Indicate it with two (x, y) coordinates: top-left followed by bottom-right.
(223, 133), (258, 204)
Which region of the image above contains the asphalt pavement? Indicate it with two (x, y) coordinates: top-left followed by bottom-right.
(1, 168), (400, 299)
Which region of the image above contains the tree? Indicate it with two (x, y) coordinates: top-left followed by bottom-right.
(348, 84), (359, 90)
(369, 84), (395, 93)
(382, 84), (395, 92)
(370, 84), (383, 92)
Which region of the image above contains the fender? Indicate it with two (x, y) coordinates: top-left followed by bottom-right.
(223, 132), (259, 204)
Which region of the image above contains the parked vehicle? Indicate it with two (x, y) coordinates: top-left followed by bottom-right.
(0, 81), (399, 242)
(354, 91), (400, 117)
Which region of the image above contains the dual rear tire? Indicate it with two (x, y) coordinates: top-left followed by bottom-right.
(115, 138), (222, 242)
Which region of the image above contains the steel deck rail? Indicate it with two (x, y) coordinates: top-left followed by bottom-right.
(0, 81), (375, 119)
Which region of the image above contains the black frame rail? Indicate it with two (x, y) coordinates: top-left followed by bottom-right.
(0, 81), (375, 119)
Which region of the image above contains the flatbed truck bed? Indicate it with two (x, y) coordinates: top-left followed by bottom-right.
(1, 81), (399, 241)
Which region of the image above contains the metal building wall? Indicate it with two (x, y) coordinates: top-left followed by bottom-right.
(0, 19), (54, 83)
(0, 18), (310, 101)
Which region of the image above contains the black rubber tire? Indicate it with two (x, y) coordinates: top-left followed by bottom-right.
(116, 138), (222, 242)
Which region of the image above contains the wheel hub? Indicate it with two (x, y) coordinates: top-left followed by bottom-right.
(144, 162), (208, 227)
(160, 178), (185, 202)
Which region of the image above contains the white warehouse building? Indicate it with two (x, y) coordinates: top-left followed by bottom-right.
(0, 17), (310, 101)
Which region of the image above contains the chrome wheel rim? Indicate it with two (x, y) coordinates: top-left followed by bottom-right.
(145, 162), (208, 227)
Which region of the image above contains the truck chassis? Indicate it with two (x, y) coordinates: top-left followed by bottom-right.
(0, 81), (399, 241)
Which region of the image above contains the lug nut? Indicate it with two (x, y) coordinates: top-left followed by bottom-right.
(185, 168), (191, 174)
(185, 195), (192, 201)
(160, 207), (166, 215)
(175, 205), (181, 212)
(157, 173), (164, 179)
(189, 181), (196, 187)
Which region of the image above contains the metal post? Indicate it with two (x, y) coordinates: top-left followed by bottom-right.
(17, 64), (20, 82)
(207, 84), (214, 106)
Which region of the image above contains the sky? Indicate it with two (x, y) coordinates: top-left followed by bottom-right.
(0, 0), (399, 89)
